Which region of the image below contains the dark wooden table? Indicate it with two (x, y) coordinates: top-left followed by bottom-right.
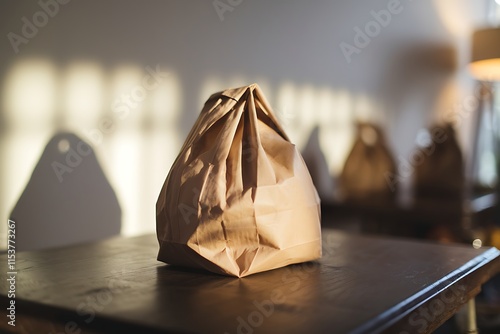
(1, 229), (499, 334)
(321, 194), (497, 242)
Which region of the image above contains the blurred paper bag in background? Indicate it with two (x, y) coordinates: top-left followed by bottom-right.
(156, 84), (322, 277)
(340, 123), (397, 202)
(414, 123), (464, 202)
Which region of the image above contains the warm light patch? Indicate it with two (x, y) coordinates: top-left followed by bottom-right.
(354, 93), (377, 123)
(469, 59), (500, 81)
(1, 60), (189, 246)
(62, 62), (105, 128)
(253, 77), (273, 106)
(275, 82), (297, 130)
(328, 90), (355, 175)
(109, 65), (145, 127)
(149, 72), (181, 125)
(316, 87), (335, 125)
(294, 84), (317, 147)
(199, 76), (226, 109)
(432, 0), (473, 37)
(57, 139), (70, 153)
(108, 133), (141, 236)
(275, 82), (356, 175)
(2, 59), (58, 128)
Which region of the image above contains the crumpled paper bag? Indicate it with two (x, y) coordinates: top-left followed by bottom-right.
(156, 83), (321, 277)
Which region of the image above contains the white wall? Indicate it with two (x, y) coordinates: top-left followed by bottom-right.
(0, 0), (493, 247)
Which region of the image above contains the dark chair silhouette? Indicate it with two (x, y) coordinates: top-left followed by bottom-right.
(10, 132), (121, 251)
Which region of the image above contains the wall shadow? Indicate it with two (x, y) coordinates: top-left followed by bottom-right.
(10, 132), (121, 251)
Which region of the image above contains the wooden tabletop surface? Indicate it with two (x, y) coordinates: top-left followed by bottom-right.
(1, 229), (499, 334)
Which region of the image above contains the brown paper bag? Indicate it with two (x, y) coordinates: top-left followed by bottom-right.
(414, 123), (464, 201)
(340, 122), (397, 202)
(156, 83), (322, 277)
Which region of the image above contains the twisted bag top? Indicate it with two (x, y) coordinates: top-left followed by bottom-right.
(156, 83), (322, 277)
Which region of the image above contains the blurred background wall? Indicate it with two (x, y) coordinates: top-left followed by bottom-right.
(0, 0), (497, 247)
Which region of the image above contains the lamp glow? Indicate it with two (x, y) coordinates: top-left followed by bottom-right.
(469, 28), (500, 81)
